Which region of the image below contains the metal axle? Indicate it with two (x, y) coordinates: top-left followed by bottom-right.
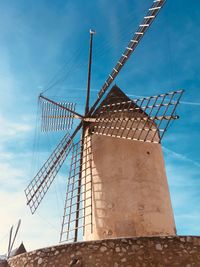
(85, 29), (96, 115)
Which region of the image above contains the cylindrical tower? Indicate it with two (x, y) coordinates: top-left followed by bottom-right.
(83, 85), (176, 241)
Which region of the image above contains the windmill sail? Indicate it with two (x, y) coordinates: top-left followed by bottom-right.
(89, 0), (166, 115)
(91, 87), (183, 143)
(25, 132), (73, 214)
(60, 133), (93, 243)
(40, 98), (76, 132)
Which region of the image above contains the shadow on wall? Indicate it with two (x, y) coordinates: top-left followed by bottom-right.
(84, 131), (176, 240)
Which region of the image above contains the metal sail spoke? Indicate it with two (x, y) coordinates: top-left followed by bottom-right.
(25, 131), (74, 214)
(89, 0), (166, 115)
(40, 97), (77, 132)
(60, 133), (93, 243)
(90, 90), (184, 143)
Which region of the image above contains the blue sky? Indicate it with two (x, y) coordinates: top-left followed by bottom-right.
(0, 0), (200, 252)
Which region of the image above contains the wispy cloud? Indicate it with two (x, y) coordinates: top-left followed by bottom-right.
(0, 142), (66, 252)
(163, 146), (200, 169)
(180, 101), (200, 106)
(0, 115), (32, 140)
(127, 93), (200, 107)
(163, 145), (200, 235)
(0, 190), (62, 253)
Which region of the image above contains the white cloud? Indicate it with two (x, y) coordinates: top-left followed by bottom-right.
(0, 162), (25, 186)
(0, 190), (61, 253)
(0, 115), (32, 142)
(0, 139), (67, 252)
(0, 108), (66, 253)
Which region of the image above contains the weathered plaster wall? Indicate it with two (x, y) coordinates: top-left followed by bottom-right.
(8, 236), (200, 267)
(84, 133), (176, 240)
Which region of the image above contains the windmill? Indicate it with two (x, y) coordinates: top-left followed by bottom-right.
(0, 218), (25, 266)
(25, 0), (184, 243)
(7, 219), (21, 259)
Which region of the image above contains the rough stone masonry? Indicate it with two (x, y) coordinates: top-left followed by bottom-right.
(8, 236), (200, 267)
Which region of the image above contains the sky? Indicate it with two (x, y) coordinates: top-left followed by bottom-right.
(0, 0), (200, 253)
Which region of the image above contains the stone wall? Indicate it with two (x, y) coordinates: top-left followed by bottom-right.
(0, 260), (7, 267)
(8, 236), (200, 267)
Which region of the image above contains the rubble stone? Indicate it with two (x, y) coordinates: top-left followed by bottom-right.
(7, 236), (200, 267)
(155, 243), (162, 251)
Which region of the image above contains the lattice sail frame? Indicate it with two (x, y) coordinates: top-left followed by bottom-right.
(60, 133), (93, 243)
(95, 0), (166, 103)
(25, 131), (73, 214)
(40, 99), (76, 132)
(91, 90), (183, 143)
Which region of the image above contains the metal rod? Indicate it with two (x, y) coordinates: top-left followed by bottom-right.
(40, 94), (83, 119)
(7, 225), (13, 258)
(159, 90), (184, 140)
(66, 143), (79, 242)
(74, 29), (95, 241)
(85, 29), (96, 115)
(74, 126), (85, 242)
(8, 219), (21, 258)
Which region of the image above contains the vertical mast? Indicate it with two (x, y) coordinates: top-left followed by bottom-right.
(74, 29), (95, 242)
(85, 29), (96, 115)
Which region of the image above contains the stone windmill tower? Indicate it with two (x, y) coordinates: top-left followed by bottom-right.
(83, 85), (179, 241)
(25, 0), (183, 244)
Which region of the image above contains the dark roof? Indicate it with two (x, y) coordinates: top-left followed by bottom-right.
(94, 85), (134, 111)
(93, 84), (149, 119)
(9, 243), (26, 258)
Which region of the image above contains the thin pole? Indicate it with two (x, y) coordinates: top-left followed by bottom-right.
(7, 225), (13, 258)
(85, 29), (96, 115)
(74, 29), (95, 242)
(8, 219), (21, 258)
(74, 126), (85, 242)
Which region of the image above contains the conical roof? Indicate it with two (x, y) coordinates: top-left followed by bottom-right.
(94, 85), (133, 111)
(93, 84), (148, 119)
(9, 242), (26, 258)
